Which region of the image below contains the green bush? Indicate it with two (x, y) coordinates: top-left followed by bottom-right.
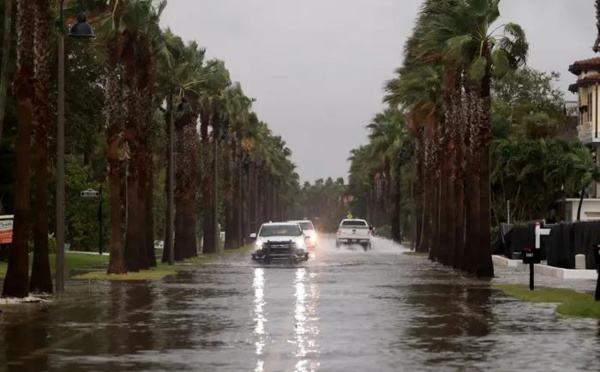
(48, 234), (56, 254)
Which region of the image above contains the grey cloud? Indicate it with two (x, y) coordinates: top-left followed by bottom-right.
(161, 0), (594, 182)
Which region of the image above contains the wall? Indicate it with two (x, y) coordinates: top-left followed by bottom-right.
(563, 198), (600, 222)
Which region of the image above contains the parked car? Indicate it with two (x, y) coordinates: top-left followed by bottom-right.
(288, 219), (318, 249)
(154, 240), (164, 250)
(336, 219), (373, 250)
(249, 222), (310, 264)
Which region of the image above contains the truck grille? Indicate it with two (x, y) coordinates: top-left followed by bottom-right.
(264, 240), (294, 256)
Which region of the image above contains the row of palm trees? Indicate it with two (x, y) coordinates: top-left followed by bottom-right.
(349, 0), (529, 276)
(2, 0), (299, 298)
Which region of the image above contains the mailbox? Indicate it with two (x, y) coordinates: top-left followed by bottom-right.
(521, 247), (540, 264)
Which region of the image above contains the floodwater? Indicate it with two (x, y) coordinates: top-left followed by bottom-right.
(1, 236), (600, 371)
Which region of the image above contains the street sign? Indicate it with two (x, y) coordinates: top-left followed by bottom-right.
(80, 188), (100, 198)
(0, 215), (14, 244)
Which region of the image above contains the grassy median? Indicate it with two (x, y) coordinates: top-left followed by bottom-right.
(402, 251), (429, 257)
(0, 252), (108, 279)
(72, 244), (252, 281)
(495, 283), (600, 319)
(0, 245), (252, 282)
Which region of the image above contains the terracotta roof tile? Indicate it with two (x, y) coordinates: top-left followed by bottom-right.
(573, 57), (600, 66)
(569, 56), (600, 74)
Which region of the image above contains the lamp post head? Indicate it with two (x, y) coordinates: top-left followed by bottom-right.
(68, 12), (95, 38)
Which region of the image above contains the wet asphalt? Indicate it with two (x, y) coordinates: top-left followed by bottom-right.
(1, 236), (600, 372)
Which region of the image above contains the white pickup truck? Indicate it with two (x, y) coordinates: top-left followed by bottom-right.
(336, 219), (373, 250)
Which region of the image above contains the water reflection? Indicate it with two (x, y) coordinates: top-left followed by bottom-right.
(253, 266), (321, 372)
(403, 279), (495, 367)
(294, 268), (320, 372)
(253, 267), (266, 372)
(2, 309), (50, 371)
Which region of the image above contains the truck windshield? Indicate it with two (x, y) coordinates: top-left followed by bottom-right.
(341, 220), (368, 228)
(299, 222), (314, 230)
(259, 225), (303, 237)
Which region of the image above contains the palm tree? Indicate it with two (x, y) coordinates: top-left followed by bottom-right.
(155, 30), (205, 262)
(29, 0), (53, 293)
(110, 0), (166, 271)
(2, 0), (34, 298)
(172, 95), (198, 260)
(385, 63), (443, 254)
(197, 59), (231, 254)
(366, 108), (408, 242)
(428, 0), (528, 275)
(103, 0), (127, 275)
(222, 82), (253, 250)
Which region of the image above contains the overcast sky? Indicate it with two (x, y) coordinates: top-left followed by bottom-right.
(161, 0), (595, 183)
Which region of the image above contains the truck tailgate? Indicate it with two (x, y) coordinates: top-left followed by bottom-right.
(338, 227), (370, 239)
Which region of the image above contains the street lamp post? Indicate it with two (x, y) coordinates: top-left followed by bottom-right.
(56, 3), (94, 294)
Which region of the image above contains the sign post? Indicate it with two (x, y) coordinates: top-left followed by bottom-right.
(80, 187), (103, 255)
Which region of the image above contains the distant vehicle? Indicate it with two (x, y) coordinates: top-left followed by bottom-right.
(288, 219), (318, 249)
(154, 240), (164, 250)
(336, 219), (373, 251)
(249, 222), (310, 264)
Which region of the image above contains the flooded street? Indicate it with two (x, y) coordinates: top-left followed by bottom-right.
(2, 236), (600, 371)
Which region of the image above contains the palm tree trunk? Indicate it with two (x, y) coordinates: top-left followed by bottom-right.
(224, 140), (235, 250)
(414, 146), (424, 250)
(454, 113), (466, 270)
(237, 150), (244, 246)
(464, 89), (483, 274)
(105, 0), (126, 275)
(0, 0), (12, 144)
(124, 159), (142, 272)
(162, 98), (173, 263)
(145, 159), (156, 266)
(201, 137), (217, 254)
(183, 118), (197, 258)
(391, 162), (401, 242)
(475, 66), (494, 278)
(30, 0), (52, 294)
(2, 0), (34, 298)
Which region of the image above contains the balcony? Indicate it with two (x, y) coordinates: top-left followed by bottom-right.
(577, 121), (600, 145)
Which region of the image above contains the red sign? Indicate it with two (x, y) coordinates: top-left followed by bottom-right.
(0, 217), (13, 244)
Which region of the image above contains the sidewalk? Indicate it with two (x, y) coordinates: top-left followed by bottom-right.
(67, 250), (109, 256)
